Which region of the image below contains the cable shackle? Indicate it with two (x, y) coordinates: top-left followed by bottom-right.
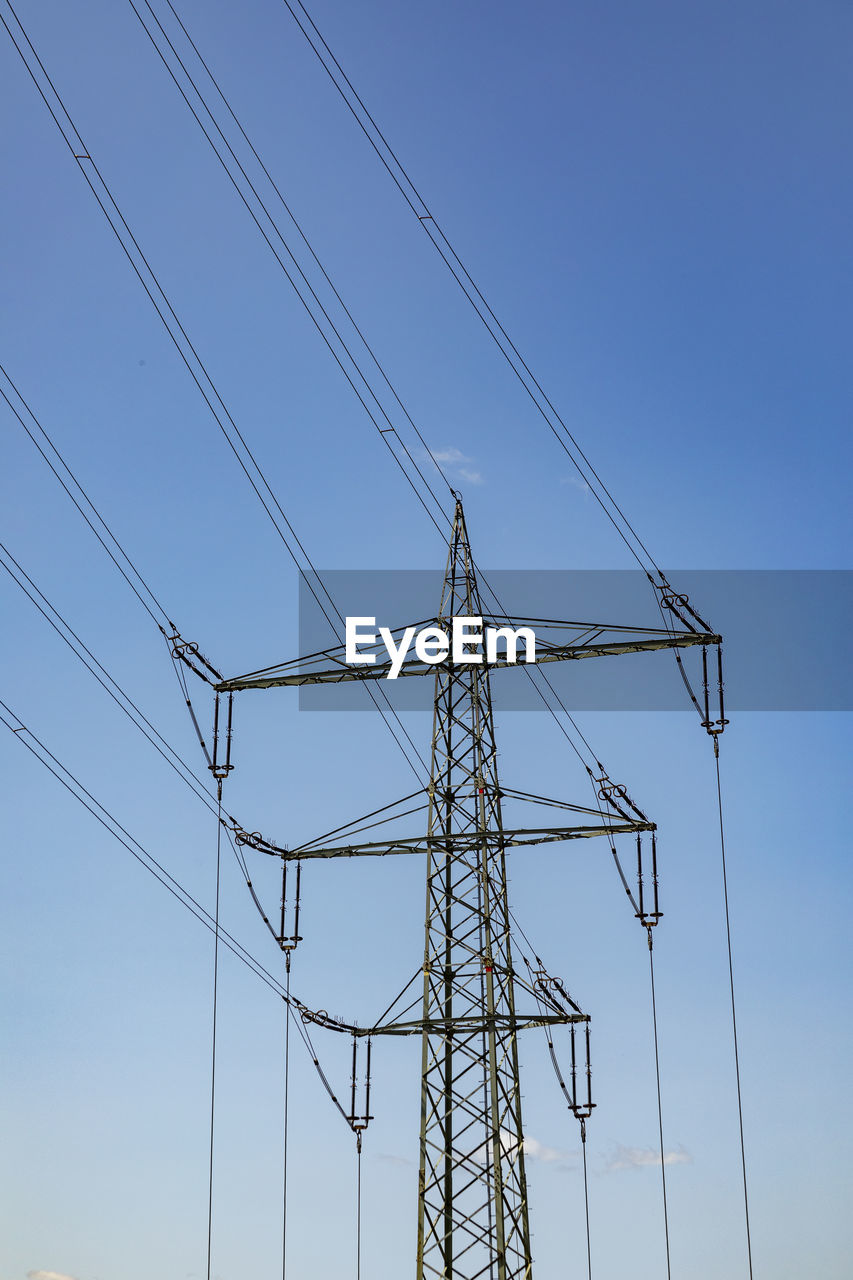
(594, 770), (652, 825)
(652, 574), (714, 635)
(166, 627), (224, 685)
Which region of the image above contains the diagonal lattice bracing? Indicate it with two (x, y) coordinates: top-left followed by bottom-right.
(417, 501), (532, 1280)
(205, 492), (708, 1275)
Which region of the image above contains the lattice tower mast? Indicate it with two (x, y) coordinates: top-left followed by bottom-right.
(418, 500), (530, 1280)
(199, 501), (724, 1280)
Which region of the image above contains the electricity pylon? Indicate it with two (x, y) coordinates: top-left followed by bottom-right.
(198, 499), (721, 1279)
(417, 501), (532, 1279)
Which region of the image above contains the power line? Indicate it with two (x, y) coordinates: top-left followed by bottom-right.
(282, 963), (292, 1280)
(0, 0), (429, 787)
(146, 1), (719, 789)
(4, 0), (674, 800)
(275, 0), (662, 575)
(119, 0), (637, 780)
(3, 15), (732, 1264)
(715, 748), (754, 1280)
(5, 19), (694, 1275)
(4, 338), (612, 798)
(0, 363), (171, 629)
(0, 695), (283, 997)
(648, 933), (672, 1280)
(0, 538), (220, 817)
(0, 456), (323, 984)
(0, 694), (371, 1134)
(4, 0), (710, 782)
(206, 785), (224, 1280)
(159, 0), (458, 522)
(126, 0), (450, 540)
(266, 0), (716, 718)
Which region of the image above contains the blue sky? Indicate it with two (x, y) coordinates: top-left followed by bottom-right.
(0, 2), (851, 1278)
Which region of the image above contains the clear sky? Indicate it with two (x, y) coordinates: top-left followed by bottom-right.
(0, 2), (851, 1279)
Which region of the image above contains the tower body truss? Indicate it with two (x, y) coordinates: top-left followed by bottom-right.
(417, 504), (531, 1280)
(202, 498), (723, 1278)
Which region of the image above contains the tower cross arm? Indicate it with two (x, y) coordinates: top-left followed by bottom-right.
(354, 1012), (590, 1038)
(234, 820), (655, 861)
(213, 623), (721, 692)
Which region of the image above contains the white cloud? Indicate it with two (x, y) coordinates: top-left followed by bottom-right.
(523, 1135), (573, 1163)
(28, 1271), (78, 1280)
(473, 1130), (575, 1167)
(429, 446), (468, 465)
(559, 474), (590, 492)
(606, 1144), (692, 1172)
(425, 446), (485, 486)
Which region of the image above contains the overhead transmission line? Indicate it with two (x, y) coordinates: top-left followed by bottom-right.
(125, 9), (746, 1271)
(262, 0), (719, 715)
(715, 750), (754, 1278)
(8, 0), (690, 1037)
(0, 367), (391, 1238)
(4, 0), (709, 794)
(206, 784), (223, 1280)
(126, 0), (453, 544)
(0, 694), (377, 1134)
(0, 0), (429, 789)
(3, 0), (617, 813)
(0, 536), (219, 819)
(3, 352), (524, 1156)
(11, 0), (704, 855)
(248, 27), (748, 1264)
(4, 5), (746, 1268)
(119, 0), (674, 788)
(2, 360), (228, 773)
(1, 12), (650, 1278)
(0, 364), (170, 630)
(0, 694), (280, 998)
(2, 365), (305, 955)
(5, 0), (678, 1184)
(0, 378), (381, 1130)
(274, 0), (663, 578)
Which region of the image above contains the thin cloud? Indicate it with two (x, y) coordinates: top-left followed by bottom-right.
(425, 446), (485, 487)
(28, 1271), (78, 1280)
(559, 474), (590, 493)
(606, 1144), (692, 1172)
(523, 1135), (575, 1164)
(428, 446), (467, 465)
(473, 1130), (576, 1167)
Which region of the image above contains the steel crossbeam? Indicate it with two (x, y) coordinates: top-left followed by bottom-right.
(214, 627), (720, 692)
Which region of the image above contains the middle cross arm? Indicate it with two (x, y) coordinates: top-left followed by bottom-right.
(234, 819), (655, 861)
(215, 617), (721, 692)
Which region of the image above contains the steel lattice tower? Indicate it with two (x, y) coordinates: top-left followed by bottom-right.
(417, 501), (531, 1280)
(205, 499), (723, 1280)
